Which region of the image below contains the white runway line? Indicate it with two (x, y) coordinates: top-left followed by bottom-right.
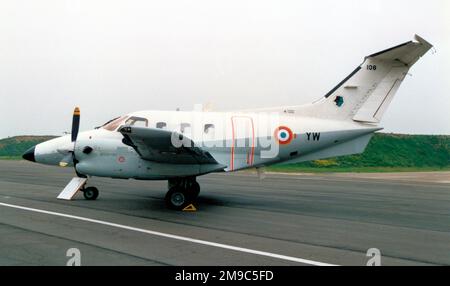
(0, 201), (337, 266)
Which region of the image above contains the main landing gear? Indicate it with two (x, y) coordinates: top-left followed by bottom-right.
(165, 177), (200, 210)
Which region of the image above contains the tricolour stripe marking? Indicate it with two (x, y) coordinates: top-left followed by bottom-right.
(230, 115), (256, 169)
(0, 201), (337, 266)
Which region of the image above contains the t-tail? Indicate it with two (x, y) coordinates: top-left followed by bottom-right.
(295, 35), (433, 123)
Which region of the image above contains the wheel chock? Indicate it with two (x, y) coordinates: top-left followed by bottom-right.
(182, 204), (197, 212)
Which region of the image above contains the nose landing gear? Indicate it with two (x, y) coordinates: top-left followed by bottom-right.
(82, 186), (99, 200)
(57, 177), (100, 201)
(165, 177), (200, 210)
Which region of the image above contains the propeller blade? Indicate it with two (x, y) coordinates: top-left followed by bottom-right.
(71, 107), (80, 142)
(59, 153), (73, 167)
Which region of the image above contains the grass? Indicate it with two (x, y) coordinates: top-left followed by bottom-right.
(0, 156), (23, 160)
(0, 135), (56, 159)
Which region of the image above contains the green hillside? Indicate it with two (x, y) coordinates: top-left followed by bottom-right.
(0, 136), (56, 159)
(0, 133), (449, 172)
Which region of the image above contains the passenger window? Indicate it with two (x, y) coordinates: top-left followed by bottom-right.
(180, 123), (191, 134)
(156, 122), (167, 129)
(204, 124), (215, 134)
(204, 124), (215, 139)
(125, 116), (148, 128)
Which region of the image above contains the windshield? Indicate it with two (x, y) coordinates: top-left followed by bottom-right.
(101, 116), (129, 131)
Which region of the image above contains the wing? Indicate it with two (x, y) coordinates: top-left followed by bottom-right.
(119, 126), (219, 164)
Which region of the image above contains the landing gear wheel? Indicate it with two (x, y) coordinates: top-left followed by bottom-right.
(165, 187), (190, 210)
(83, 186), (99, 200)
(190, 181), (200, 200)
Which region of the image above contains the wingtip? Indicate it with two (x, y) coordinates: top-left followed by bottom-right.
(414, 34), (433, 48)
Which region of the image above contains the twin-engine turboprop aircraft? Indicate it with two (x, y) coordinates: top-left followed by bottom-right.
(23, 35), (432, 210)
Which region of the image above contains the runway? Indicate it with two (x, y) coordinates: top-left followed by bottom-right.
(0, 160), (449, 266)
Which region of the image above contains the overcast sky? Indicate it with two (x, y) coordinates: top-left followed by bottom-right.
(0, 0), (448, 138)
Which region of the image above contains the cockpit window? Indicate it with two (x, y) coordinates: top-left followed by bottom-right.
(102, 116), (129, 131)
(125, 116), (148, 128)
(180, 123), (191, 134)
(156, 122), (167, 129)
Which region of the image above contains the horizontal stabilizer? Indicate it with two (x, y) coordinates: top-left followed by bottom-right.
(366, 35), (432, 66)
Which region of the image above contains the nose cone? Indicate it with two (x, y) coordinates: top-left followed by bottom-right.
(22, 146), (36, 162)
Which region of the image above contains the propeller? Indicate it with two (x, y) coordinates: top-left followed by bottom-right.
(59, 107), (80, 167)
(71, 107), (80, 142)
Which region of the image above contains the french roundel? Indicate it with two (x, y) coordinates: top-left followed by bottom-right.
(274, 126), (294, 145)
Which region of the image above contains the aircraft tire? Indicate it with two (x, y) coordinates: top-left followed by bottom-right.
(165, 186), (191, 210)
(83, 187), (99, 200)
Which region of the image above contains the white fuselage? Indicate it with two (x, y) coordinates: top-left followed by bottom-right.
(33, 109), (379, 180)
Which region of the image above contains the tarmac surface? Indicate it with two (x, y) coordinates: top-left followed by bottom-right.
(0, 160), (449, 266)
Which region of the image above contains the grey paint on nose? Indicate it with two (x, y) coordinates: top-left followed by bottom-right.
(22, 146), (36, 162)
